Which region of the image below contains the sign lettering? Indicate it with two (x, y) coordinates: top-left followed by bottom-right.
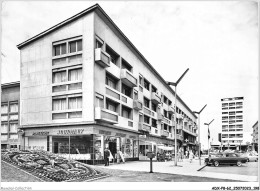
(129, 135), (136, 139)
(99, 130), (111, 135)
(57, 129), (84, 135)
(115, 133), (126, 137)
(32, 132), (49, 136)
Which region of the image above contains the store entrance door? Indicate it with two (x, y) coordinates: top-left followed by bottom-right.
(109, 142), (117, 158)
(54, 142), (59, 153)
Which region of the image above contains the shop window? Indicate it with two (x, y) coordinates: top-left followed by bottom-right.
(121, 83), (132, 98)
(144, 115), (150, 124)
(10, 123), (18, 133)
(68, 96), (82, 109)
(53, 71), (66, 83)
(1, 124), (8, 133)
(106, 45), (119, 66)
(144, 79), (150, 91)
(106, 99), (118, 112)
(9, 103), (18, 113)
(152, 119), (157, 128)
(1, 104), (8, 114)
(151, 103), (157, 112)
(69, 40), (82, 53)
(121, 59), (132, 73)
(106, 73), (118, 90)
(52, 98), (67, 111)
(122, 105), (132, 120)
(68, 68), (82, 81)
(54, 43), (66, 56)
(144, 97), (150, 108)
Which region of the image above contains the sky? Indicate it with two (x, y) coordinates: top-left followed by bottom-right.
(1, 1), (259, 149)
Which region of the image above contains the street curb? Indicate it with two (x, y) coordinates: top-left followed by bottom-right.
(197, 165), (207, 171)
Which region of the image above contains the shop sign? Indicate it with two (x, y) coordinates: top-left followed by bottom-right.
(9, 139), (19, 143)
(129, 135), (136, 139)
(57, 129), (84, 135)
(139, 135), (146, 139)
(115, 133), (126, 137)
(32, 131), (49, 136)
(99, 130), (111, 135)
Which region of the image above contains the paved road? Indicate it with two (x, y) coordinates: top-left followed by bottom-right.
(201, 161), (258, 176)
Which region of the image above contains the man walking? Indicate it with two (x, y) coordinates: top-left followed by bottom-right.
(104, 147), (110, 166)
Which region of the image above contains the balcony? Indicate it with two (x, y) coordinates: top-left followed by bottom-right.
(177, 124), (183, 130)
(95, 107), (118, 124)
(161, 130), (169, 137)
(188, 121), (193, 126)
(95, 48), (110, 68)
(176, 113), (183, 119)
(176, 134), (183, 141)
(138, 122), (151, 133)
(168, 105), (174, 115)
(157, 112), (163, 121)
(151, 92), (161, 105)
(133, 100), (143, 111)
(121, 69), (137, 87)
(183, 118), (188, 123)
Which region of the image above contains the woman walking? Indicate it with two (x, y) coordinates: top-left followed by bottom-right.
(189, 150), (194, 163)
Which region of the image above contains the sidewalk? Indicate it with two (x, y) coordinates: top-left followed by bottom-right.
(97, 158), (258, 182)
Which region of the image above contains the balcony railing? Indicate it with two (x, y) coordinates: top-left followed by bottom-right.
(176, 113), (183, 119)
(183, 118), (188, 123)
(161, 130), (169, 137)
(138, 122), (151, 133)
(177, 124), (183, 130)
(168, 106), (174, 115)
(121, 69), (137, 87)
(176, 134), (183, 141)
(95, 107), (118, 124)
(133, 100), (143, 111)
(151, 92), (161, 105)
(95, 48), (110, 68)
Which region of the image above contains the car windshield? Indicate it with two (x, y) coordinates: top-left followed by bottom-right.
(210, 154), (222, 158)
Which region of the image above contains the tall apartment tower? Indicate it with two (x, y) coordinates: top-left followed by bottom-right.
(221, 97), (244, 150)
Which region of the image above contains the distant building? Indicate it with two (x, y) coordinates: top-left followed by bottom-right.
(252, 121), (258, 151)
(221, 97), (244, 150)
(1, 81), (20, 149)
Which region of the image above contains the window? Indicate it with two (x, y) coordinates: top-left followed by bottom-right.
(134, 91), (138, 100)
(96, 38), (103, 48)
(164, 124), (168, 131)
(1, 135), (8, 141)
(164, 96), (168, 104)
(121, 59), (132, 72)
(10, 123), (18, 133)
(144, 115), (150, 124)
(68, 97), (82, 109)
(106, 99), (118, 112)
(53, 71), (66, 83)
(139, 75), (143, 86)
(106, 45), (119, 66)
(1, 104), (8, 114)
(144, 97), (150, 108)
(151, 103), (157, 112)
(68, 68), (82, 81)
(144, 79), (150, 91)
(222, 112), (228, 114)
(9, 103), (18, 113)
(151, 85), (157, 93)
(54, 43), (66, 56)
(52, 98), (66, 111)
(152, 119), (157, 128)
(1, 124), (8, 133)
(168, 100), (172, 106)
(164, 110), (167, 117)
(122, 106), (132, 120)
(121, 83), (132, 98)
(95, 93), (104, 108)
(69, 40), (82, 53)
(106, 73), (118, 90)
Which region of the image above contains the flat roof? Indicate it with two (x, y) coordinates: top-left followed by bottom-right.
(16, 4), (197, 119)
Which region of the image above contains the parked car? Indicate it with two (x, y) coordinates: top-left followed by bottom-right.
(204, 152), (248, 167)
(240, 152), (258, 162)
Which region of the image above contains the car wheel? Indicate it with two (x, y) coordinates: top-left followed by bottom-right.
(204, 162), (208, 166)
(214, 161), (219, 167)
(237, 161), (242, 167)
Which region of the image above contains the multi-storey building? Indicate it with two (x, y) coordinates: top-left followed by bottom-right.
(252, 121), (258, 151)
(1, 82), (20, 149)
(221, 97), (244, 150)
(17, 4), (197, 163)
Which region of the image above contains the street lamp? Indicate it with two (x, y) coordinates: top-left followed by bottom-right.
(167, 68), (189, 166)
(204, 119), (214, 157)
(193, 104), (207, 165)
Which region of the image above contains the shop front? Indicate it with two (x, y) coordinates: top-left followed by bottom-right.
(21, 125), (139, 165)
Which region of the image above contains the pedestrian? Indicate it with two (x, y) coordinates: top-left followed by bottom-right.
(104, 147), (110, 166)
(189, 150), (194, 163)
(116, 149), (121, 164)
(118, 149), (125, 163)
(185, 150), (188, 159)
(178, 148), (182, 162)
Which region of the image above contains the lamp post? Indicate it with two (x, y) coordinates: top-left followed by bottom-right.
(204, 119), (214, 157)
(167, 68), (189, 166)
(193, 104), (207, 165)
